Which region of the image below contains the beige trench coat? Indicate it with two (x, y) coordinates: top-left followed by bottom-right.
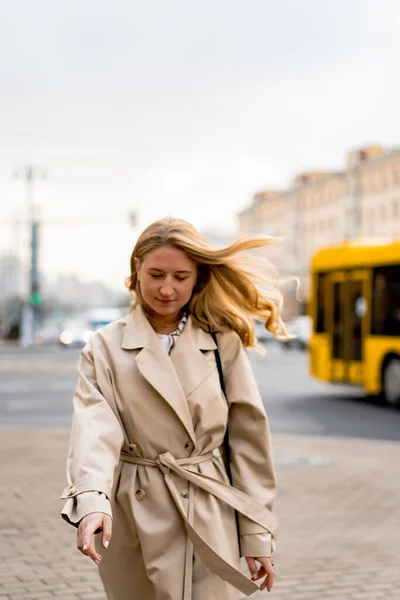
(61, 305), (279, 600)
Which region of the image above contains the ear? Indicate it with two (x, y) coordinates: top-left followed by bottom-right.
(134, 257), (141, 279)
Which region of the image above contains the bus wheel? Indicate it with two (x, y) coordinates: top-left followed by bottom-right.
(383, 358), (400, 407)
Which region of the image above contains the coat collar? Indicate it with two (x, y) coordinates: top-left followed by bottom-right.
(120, 305), (217, 445)
(121, 304), (216, 352)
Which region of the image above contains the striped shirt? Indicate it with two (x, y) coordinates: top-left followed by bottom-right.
(156, 313), (188, 355)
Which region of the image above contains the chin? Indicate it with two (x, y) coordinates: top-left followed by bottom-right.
(158, 305), (176, 314)
(148, 301), (182, 315)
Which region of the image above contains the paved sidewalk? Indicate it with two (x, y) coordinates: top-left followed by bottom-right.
(0, 429), (399, 600)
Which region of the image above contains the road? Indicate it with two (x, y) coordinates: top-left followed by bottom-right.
(1, 342), (400, 440)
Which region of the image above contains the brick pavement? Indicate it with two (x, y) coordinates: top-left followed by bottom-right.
(0, 429), (399, 600)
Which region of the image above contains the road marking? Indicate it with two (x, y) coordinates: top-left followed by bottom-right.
(0, 383), (32, 393)
(0, 361), (77, 372)
(49, 382), (75, 392)
(6, 399), (54, 411)
(0, 382), (73, 394)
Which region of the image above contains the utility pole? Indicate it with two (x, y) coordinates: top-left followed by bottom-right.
(1, 198), (137, 343)
(15, 165), (46, 346)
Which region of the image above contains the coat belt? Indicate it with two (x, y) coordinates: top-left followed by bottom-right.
(120, 447), (278, 598)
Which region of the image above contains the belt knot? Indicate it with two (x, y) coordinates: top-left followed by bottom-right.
(155, 451), (174, 474)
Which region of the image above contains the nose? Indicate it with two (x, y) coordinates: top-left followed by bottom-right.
(160, 277), (174, 297)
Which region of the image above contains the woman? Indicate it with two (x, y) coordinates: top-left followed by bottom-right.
(61, 218), (286, 600)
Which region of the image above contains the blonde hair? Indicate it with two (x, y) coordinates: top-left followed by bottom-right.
(125, 217), (291, 349)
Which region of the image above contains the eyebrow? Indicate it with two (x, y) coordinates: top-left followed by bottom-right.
(148, 268), (193, 274)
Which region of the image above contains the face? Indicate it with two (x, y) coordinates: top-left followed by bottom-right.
(136, 246), (197, 318)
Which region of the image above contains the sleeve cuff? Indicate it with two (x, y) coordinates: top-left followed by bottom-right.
(61, 491), (112, 528)
(240, 532), (275, 558)
(61, 477), (112, 499)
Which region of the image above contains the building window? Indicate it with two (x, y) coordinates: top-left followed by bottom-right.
(360, 177), (365, 195)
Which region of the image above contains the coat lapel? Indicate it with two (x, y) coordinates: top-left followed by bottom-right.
(121, 305), (201, 444)
(169, 318), (217, 398)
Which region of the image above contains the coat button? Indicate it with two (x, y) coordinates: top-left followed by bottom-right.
(128, 442), (142, 457)
(181, 489), (189, 499)
(184, 441), (194, 452)
(135, 489), (146, 501)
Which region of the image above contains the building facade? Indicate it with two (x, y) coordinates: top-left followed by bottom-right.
(238, 146), (400, 314)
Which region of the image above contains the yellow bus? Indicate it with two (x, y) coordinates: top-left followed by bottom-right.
(308, 240), (400, 406)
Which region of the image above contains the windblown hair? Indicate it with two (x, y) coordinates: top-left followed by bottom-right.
(125, 217), (291, 349)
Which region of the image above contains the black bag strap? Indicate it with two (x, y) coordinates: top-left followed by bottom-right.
(211, 332), (226, 395)
(211, 332), (232, 484)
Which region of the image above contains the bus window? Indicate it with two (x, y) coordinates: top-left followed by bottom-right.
(316, 273), (326, 333)
(332, 281), (345, 359)
(349, 280), (365, 361)
(371, 266), (400, 336)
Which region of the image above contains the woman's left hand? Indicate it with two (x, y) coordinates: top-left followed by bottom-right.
(245, 556), (275, 592)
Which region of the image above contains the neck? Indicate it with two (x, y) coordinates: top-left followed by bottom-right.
(146, 308), (183, 335)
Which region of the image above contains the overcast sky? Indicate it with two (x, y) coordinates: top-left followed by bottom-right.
(0, 0), (399, 290)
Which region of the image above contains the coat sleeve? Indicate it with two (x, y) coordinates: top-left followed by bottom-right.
(61, 337), (124, 528)
(220, 331), (277, 558)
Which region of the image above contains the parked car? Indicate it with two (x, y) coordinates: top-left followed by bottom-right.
(86, 307), (126, 331)
(59, 321), (93, 348)
(254, 320), (275, 344)
(58, 308), (126, 348)
(281, 316), (312, 351)
(34, 322), (62, 345)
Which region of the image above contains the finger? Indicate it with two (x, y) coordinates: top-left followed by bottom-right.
(256, 565), (267, 579)
(82, 542), (102, 565)
(101, 515), (112, 549)
(245, 557), (258, 581)
(77, 525), (94, 553)
(260, 564), (275, 592)
(77, 526), (102, 564)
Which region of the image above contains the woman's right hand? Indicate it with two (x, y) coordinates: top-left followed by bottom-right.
(77, 512), (112, 565)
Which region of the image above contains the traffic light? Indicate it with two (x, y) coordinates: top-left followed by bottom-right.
(30, 291), (42, 306)
(30, 280), (41, 306)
